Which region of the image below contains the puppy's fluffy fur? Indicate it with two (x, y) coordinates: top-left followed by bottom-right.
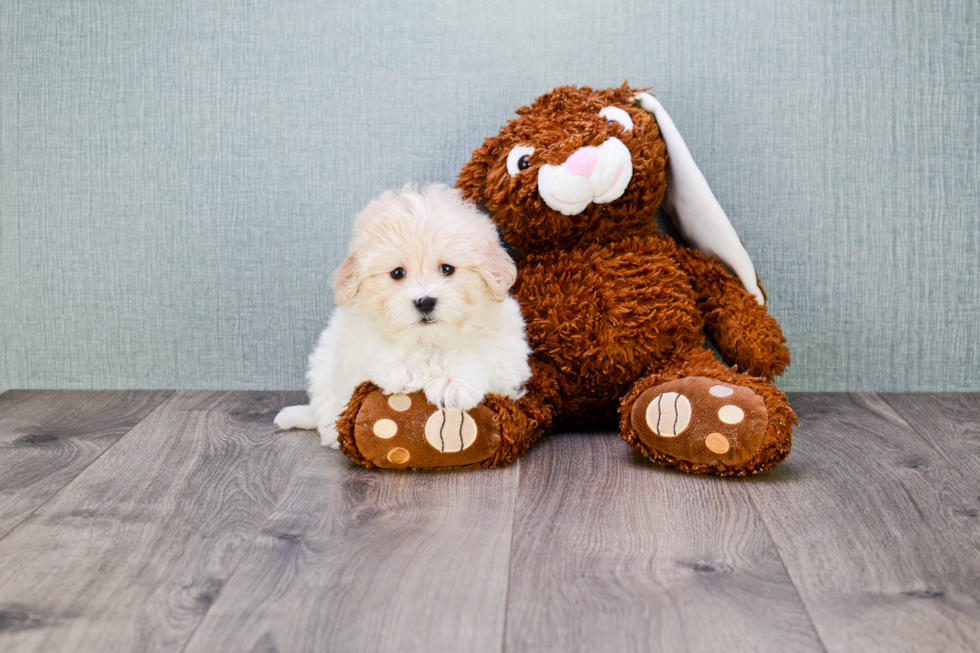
(275, 184), (532, 447)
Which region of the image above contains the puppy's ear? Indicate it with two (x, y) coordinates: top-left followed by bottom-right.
(475, 242), (518, 302)
(332, 255), (360, 306)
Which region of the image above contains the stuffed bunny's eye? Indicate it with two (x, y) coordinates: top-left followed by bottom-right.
(599, 106), (634, 132)
(506, 145), (536, 175)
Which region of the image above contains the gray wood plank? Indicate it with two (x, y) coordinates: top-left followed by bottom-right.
(0, 390), (313, 653)
(503, 431), (824, 653)
(880, 393), (980, 477)
(0, 390), (173, 540)
(183, 445), (520, 653)
(745, 393), (980, 653)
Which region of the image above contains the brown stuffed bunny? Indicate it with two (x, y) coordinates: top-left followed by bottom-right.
(337, 83), (795, 476)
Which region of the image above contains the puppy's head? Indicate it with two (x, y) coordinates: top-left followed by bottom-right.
(334, 184), (516, 340)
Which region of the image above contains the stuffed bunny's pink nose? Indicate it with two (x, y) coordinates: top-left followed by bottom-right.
(564, 147), (600, 178)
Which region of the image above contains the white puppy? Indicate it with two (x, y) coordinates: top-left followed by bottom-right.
(275, 184), (532, 447)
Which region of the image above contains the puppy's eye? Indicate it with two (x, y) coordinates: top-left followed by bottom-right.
(390, 267), (405, 280)
(440, 264), (455, 276)
(506, 145), (536, 176)
(598, 106), (634, 132)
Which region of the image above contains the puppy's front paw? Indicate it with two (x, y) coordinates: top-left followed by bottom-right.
(374, 362), (425, 395)
(424, 375), (485, 411)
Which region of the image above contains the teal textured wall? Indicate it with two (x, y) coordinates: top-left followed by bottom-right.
(1, 0), (978, 392)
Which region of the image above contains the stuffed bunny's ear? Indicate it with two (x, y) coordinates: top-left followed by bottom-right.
(633, 92), (765, 305)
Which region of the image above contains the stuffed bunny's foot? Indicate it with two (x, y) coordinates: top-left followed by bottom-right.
(622, 374), (793, 476)
(337, 382), (537, 469)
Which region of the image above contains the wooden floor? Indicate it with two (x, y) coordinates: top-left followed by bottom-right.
(0, 391), (977, 652)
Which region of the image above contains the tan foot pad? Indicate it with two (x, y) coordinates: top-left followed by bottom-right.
(630, 377), (768, 467)
(353, 391), (501, 469)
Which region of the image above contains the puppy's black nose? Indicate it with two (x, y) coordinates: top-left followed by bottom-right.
(414, 296), (437, 314)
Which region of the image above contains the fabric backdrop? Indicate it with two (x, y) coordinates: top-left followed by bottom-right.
(1, 0), (977, 393)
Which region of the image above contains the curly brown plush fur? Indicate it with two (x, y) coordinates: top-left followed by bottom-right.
(336, 381), (377, 467)
(460, 84), (667, 252)
(458, 83), (793, 474)
(339, 83), (794, 475)
(672, 248), (790, 380)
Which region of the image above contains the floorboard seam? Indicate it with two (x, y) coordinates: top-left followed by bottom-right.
(498, 458), (521, 653)
(745, 485), (831, 653)
(0, 390), (175, 545)
(177, 434), (320, 653)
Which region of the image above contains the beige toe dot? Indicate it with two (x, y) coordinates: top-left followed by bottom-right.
(705, 433), (731, 454)
(710, 385), (734, 397)
(645, 392), (692, 437)
(424, 409), (478, 453)
(387, 447), (410, 464)
(718, 405), (745, 424)
(373, 419), (398, 438)
(388, 394), (412, 411)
